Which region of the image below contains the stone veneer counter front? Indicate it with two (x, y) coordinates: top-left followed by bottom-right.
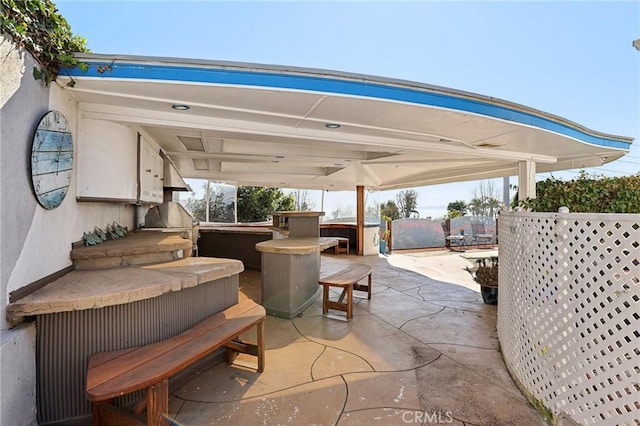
(6, 257), (244, 322)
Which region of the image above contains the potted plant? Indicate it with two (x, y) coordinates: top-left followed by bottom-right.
(379, 229), (390, 253)
(469, 257), (498, 304)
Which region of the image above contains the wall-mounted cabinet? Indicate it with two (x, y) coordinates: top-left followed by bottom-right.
(138, 135), (163, 204)
(76, 119), (138, 203)
(76, 119), (168, 205)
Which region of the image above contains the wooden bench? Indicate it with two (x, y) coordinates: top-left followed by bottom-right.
(86, 299), (266, 426)
(319, 263), (372, 320)
(334, 237), (350, 255)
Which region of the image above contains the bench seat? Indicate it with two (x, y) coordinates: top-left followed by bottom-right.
(319, 263), (372, 320)
(86, 298), (265, 425)
(334, 237), (349, 255)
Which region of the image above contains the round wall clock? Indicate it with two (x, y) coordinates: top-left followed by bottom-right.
(30, 111), (74, 210)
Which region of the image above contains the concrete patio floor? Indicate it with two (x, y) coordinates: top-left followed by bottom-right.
(168, 250), (547, 425)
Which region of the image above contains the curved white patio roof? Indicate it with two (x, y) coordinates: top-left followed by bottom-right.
(60, 54), (633, 191)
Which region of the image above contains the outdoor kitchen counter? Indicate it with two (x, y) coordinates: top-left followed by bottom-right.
(200, 226), (272, 235)
(70, 231), (194, 270)
(255, 237), (338, 319)
(16, 253), (245, 424)
(198, 226), (273, 270)
(6, 257), (244, 322)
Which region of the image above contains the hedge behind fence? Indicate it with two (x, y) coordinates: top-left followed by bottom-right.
(517, 172), (640, 213)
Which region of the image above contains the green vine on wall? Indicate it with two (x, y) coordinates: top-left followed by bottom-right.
(1, 0), (89, 86)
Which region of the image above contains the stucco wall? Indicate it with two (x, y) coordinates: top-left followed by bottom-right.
(0, 36), (46, 330)
(0, 323), (36, 426)
(0, 36), (136, 425)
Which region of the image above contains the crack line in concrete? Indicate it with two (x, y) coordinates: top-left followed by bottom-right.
(335, 374), (349, 426)
(337, 353), (442, 376)
(422, 302), (497, 316)
(398, 306), (447, 329)
(291, 320), (377, 372)
(175, 375), (343, 404)
(419, 348), (531, 402)
(416, 341), (497, 351)
(310, 345), (327, 381)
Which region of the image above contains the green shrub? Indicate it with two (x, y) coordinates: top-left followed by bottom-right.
(515, 171), (640, 213)
(1, 0), (89, 85)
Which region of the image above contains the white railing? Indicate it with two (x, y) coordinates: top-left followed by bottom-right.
(498, 210), (639, 425)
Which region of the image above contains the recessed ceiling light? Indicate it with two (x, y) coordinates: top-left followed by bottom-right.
(172, 104), (190, 111)
(325, 123), (341, 129)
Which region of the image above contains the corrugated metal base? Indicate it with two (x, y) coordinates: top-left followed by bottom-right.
(261, 252), (320, 319)
(36, 275), (238, 425)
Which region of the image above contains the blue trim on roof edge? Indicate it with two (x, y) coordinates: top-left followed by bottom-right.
(64, 62), (631, 150)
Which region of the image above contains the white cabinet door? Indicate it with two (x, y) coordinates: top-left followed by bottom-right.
(138, 136), (163, 204)
(76, 119), (137, 202)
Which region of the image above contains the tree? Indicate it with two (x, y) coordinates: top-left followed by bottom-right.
(236, 186), (295, 222)
(184, 195), (206, 222)
(329, 205), (354, 220)
(469, 181), (501, 217)
(396, 189), (419, 218)
(380, 200), (400, 220)
(209, 190), (234, 222)
(366, 202), (380, 221)
(184, 185), (234, 222)
(446, 200), (467, 218)
(292, 189), (315, 211)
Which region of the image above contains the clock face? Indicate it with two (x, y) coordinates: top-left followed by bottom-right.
(31, 111), (74, 210)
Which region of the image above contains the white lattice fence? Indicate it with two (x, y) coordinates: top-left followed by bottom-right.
(498, 211), (639, 425)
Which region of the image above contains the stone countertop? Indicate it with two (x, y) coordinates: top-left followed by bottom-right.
(272, 211), (325, 217)
(6, 257), (244, 322)
(199, 226), (272, 235)
(320, 222), (380, 228)
(255, 237), (337, 254)
(70, 231), (192, 260)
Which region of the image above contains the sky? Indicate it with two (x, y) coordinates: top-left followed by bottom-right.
(55, 0), (640, 219)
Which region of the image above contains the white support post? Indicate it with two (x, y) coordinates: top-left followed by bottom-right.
(233, 184), (238, 224)
(518, 161), (536, 202)
(503, 176), (510, 209)
(205, 180), (211, 222)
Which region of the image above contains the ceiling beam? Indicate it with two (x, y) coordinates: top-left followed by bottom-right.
(80, 104), (558, 163)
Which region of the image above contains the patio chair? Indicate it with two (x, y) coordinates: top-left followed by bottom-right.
(441, 221), (465, 251)
(470, 221), (493, 248)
